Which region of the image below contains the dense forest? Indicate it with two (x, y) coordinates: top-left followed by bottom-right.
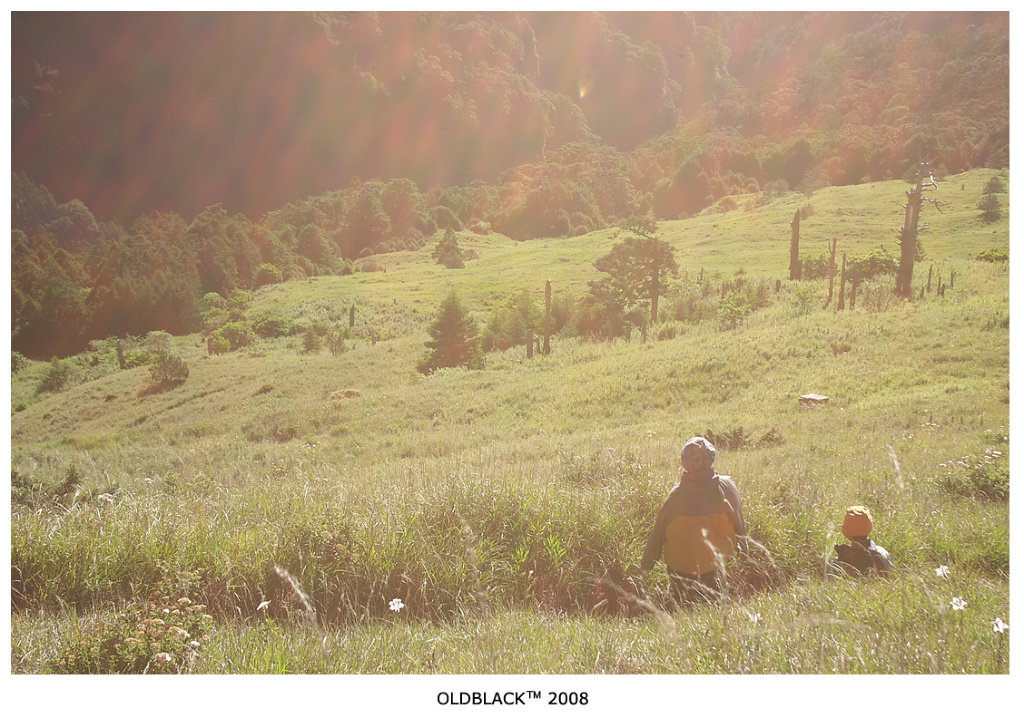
(11, 11), (1009, 359)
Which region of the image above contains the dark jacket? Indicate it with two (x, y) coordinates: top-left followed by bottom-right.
(832, 538), (894, 576)
(641, 468), (747, 576)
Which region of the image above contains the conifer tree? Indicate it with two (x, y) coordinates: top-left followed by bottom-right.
(418, 288), (483, 374)
(432, 227), (465, 269)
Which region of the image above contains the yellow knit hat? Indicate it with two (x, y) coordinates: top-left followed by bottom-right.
(842, 506), (874, 539)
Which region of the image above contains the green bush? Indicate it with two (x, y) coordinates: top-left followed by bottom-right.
(13, 465), (82, 507)
(327, 328), (349, 356)
(12, 351), (29, 373)
(482, 289), (543, 352)
(718, 290), (752, 329)
(845, 248), (898, 282)
(254, 263), (283, 288)
(37, 357), (75, 394)
(976, 248), (1009, 263)
(50, 588), (212, 674)
(253, 315), (296, 338)
(149, 352), (189, 385)
(210, 322), (256, 353)
(123, 350), (154, 368)
(938, 450), (1009, 502)
(801, 252), (832, 280)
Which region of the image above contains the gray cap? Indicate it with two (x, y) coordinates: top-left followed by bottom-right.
(681, 436), (716, 471)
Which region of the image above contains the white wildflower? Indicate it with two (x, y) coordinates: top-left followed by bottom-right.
(950, 596), (967, 611)
(936, 565), (950, 579)
(992, 618), (1008, 634)
(389, 598), (405, 612)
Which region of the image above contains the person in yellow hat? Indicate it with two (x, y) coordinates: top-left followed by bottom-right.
(641, 436), (748, 604)
(830, 506), (894, 577)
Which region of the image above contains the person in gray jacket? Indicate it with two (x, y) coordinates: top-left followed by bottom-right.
(642, 437), (748, 604)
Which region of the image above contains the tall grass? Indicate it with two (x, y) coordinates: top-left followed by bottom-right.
(10, 170), (1009, 673)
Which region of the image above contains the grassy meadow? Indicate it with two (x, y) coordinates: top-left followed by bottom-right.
(9, 170), (1011, 677)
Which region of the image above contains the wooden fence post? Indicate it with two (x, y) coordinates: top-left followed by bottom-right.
(838, 252), (847, 310)
(543, 279), (552, 355)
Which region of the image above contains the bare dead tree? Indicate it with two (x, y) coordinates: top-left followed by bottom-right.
(895, 163), (943, 298)
(838, 252), (847, 310)
(826, 236), (838, 306)
(543, 279), (552, 355)
(789, 209), (801, 280)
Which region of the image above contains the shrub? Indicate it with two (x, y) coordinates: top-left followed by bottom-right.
(976, 248), (1008, 263)
(12, 468), (47, 506)
(938, 450), (1009, 502)
(560, 295), (624, 340)
(254, 263), (283, 288)
(210, 322), (255, 353)
(327, 328), (349, 356)
(801, 252), (832, 280)
(846, 248), (898, 282)
(718, 290), (752, 329)
(482, 289), (543, 352)
(208, 334), (230, 355)
(149, 352), (189, 386)
(788, 284), (819, 316)
(12, 351), (29, 373)
(253, 315), (296, 338)
(37, 357), (75, 394)
(50, 585), (212, 674)
(227, 290), (252, 319)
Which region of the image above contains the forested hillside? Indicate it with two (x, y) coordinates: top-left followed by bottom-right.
(11, 11), (1009, 359)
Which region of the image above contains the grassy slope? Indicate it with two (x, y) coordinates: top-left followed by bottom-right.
(9, 169), (1011, 674)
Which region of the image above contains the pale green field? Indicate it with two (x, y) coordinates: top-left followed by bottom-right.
(10, 170), (1011, 678)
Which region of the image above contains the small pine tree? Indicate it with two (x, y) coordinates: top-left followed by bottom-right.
(432, 228), (465, 269)
(978, 193), (1002, 223)
(418, 289), (483, 374)
(983, 176), (1006, 195)
(303, 327), (323, 353)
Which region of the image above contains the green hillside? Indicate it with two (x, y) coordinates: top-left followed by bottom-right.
(10, 170), (1010, 676)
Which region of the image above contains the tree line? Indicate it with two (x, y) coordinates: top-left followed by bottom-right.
(11, 13), (1008, 359)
